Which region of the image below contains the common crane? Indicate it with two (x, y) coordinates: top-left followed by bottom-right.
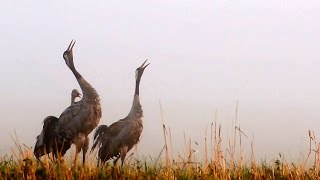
(57, 40), (102, 164)
(34, 40), (102, 164)
(34, 89), (81, 158)
(91, 60), (149, 166)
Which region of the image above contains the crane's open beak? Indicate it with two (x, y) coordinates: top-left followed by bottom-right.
(67, 40), (76, 52)
(76, 92), (82, 98)
(140, 59), (150, 70)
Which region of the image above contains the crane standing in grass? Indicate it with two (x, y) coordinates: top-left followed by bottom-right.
(34, 40), (102, 164)
(57, 40), (102, 164)
(34, 89), (81, 158)
(91, 60), (149, 166)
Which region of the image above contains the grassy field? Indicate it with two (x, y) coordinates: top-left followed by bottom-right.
(1, 122), (320, 179)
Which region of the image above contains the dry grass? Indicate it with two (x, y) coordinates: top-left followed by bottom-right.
(2, 109), (320, 179)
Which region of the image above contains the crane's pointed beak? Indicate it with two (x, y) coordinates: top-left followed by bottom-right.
(67, 40), (76, 51)
(140, 59), (150, 70)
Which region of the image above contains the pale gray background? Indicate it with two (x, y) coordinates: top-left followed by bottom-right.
(0, 1), (319, 163)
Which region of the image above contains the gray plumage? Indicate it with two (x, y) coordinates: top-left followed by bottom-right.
(58, 40), (102, 164)
(34, 89), (81, 158)
(34, 40), (102, 164)
(69, 89), (90, 164)
(71, 89), (81, 105)
(92, 60), (149, 166)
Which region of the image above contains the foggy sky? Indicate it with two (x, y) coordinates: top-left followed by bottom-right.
(0, 1), (320, 162)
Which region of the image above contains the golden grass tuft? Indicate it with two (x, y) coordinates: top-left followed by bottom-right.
(2, 107), (320, 179)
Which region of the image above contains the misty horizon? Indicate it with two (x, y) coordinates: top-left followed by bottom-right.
(0, 1), (319, 163)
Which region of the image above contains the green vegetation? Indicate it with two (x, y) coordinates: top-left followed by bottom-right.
(1, 121), (320, 179)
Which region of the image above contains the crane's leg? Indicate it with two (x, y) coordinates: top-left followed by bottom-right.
(73, 145), (81, 165)
(82, 137), (89, 165)
(73, 134), (86, 165)
(82, 151), (86, 165)
(120, 146), (128, 168)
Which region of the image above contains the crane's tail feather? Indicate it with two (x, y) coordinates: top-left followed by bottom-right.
(34, 116), (59, 157)
(34, 115), (72, 158)
(93, 125), (108, 140)
(91, 125), (108, 152)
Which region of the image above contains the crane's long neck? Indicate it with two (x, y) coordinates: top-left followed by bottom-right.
(134, 78), (141, 96)
(71, 95), (76, 105)
(128, 78), (143, 118)
(69, 63), (81, 79)
(68, 62), (100, 103)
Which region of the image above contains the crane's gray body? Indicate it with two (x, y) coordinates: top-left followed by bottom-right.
(34, 41), (101, 164)
(57, 41), (102, 163)
(34, 89), (81, 157)
(57, 78), (101, 144)
(94, 96), (143, 162)
(92, 60), (149, 165)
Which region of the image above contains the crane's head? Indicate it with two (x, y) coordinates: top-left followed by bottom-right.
(135, 59), (150, 82)
(63, 40), (76, 68)
(71, 89), (81, 99)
